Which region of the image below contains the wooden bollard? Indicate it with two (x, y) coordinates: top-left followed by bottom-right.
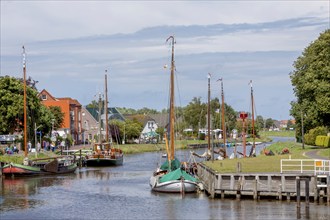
(236, 162), (241, 173)
(305, 178), (309, 207)
(253, 178), (258, 200)
(327, 179), (330, 205)
(296, 176), (301, 208)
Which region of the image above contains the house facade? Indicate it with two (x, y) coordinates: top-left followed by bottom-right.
(38, 89), (83, 144)
(83, 107), (125, 143)
(124, 114), (159, 142)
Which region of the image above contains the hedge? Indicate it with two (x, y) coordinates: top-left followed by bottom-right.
(315, 135), (330, 147)
(323, 136), (330, 147)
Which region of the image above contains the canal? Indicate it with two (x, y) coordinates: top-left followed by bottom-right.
(1, 142), (329, 219)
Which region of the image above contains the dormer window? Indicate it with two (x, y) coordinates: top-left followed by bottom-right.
(41, 94), (47, 100)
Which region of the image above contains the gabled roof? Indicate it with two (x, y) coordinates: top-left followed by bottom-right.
(124, 114), (155, 126)
(86, 107), (125, 121)
(38, 89), (57, 101)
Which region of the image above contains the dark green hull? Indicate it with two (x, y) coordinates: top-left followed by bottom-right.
(86, 156), (123, 166)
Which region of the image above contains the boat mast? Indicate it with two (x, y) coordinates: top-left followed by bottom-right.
(249, 80), (256, 157)
(98, 93), (102, 144)
(219, 78), (227, 158)
(105, 71), (109, 144)
(23, 46), (27, 158)
(207, 73), (211, 152)
(166, 35), (175, 161)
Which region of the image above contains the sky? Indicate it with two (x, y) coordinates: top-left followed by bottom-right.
(1, 1), (329, 121)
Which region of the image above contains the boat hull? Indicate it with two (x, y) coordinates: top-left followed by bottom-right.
(86, 156), (123, 166)
(149, 175), (198, 193)
(1, 162), (77, 177)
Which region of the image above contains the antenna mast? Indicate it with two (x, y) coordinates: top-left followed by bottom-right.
(23, 46), (28, 158)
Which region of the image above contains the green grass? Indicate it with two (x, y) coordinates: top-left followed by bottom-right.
(203, 141), (321, 173)
(0, 152), (58, 164)
(259, 130), (295, 137)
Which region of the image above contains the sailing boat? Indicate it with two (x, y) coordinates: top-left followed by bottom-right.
(149, 36), (198, 193)
(85, 72), (123, 166)
(248, 80), (256, 157)
(2, 46), (77, 177)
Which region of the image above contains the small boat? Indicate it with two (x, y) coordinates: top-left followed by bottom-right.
(1, 47), (77, 177)
(149, 36), (198, 193)
(86, 143), (123, 166)
(85, 73), (123, 167)
(2, 156), (77, 176)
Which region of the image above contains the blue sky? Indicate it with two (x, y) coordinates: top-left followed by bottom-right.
(1, 1), (329, 120)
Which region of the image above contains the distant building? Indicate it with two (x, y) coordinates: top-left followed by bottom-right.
(124, 114), (159, 141)
(84, 106), (125, 143)
(38, 89), (82, 144)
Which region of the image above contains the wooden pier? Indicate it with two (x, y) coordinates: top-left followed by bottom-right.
(197, 163), (330, 205)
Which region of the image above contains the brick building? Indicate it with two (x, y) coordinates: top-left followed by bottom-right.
(38, 89), (83, 144)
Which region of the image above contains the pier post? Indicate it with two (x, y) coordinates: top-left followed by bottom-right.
(236, 162), (241, 173)
(313, 176), (318, 202)
(253, 176), (258, 200)
(305, 178), (309, 207)
(327, 177), (330, 205)
(236, 176), (242, 200)
(296, 176), (301, 208)
(278, 184), (282, 201)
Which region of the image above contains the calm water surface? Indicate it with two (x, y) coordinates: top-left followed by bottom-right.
(1, 144), (329, 220)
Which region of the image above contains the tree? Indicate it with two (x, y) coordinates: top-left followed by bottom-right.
(290, 29), (330, 141)
(0, 76), (55, 145)
(256, 115), (265, 131)
(49, 106), (65, 129)
(183, 97), (206, 132)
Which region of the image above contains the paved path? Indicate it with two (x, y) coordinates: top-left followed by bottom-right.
(304, 149), (330, 160)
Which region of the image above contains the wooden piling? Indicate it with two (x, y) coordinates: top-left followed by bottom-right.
(197, 163), (329, 204)
(296, 176), (301, 208)
(253, 178), (258, 200)
(305, 178), (309, 207)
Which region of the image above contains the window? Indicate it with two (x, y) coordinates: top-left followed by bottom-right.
(41, 94), (47, 100)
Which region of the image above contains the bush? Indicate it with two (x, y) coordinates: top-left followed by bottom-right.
(199, 133), (205, 140)
(304, 126), (328, 145)
(323, 136), (330, 147)
(315, 136), (326, 147)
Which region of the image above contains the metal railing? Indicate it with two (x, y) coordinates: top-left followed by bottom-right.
(281, 159), (330, 175)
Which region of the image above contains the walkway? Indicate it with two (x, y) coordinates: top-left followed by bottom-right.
(304, 149), (330, 160)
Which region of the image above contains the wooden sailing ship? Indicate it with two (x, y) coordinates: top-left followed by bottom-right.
(149, 36), (198, 193)
(85, 73), (123, 166)
(2, 46), (77, 177)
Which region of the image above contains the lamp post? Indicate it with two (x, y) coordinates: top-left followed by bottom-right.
(34, 123), (42, 155)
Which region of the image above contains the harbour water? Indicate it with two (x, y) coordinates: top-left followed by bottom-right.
(1, 141), (329, 220)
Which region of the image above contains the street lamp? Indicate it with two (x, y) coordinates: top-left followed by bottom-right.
(34, 123), (42, 153)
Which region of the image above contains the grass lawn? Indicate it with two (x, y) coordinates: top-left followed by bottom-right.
(203, 141), (328, 173)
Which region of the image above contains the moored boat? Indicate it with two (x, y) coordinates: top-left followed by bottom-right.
(149, 36), (198, 193)
(85, 73), (124, 167)
(1, 47), (77, 177)
(2, 156), (77, 177)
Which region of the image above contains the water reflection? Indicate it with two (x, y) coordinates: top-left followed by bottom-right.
(1, 176), (60, 212)
(0, 148), (329, 220)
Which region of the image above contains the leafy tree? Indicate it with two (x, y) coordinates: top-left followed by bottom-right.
(49, 106), (65, 129)
(290, 29), (330, 141)
(256, 115), (265, 131)
(0, 76), (54, 144)
(265, 118), (274, 129)
(183, 97), (206, 132)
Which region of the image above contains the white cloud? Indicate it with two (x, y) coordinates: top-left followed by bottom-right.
(1, 1), (329, 120)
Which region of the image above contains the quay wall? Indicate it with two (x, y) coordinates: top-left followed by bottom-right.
(197, 163), (330, 205)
